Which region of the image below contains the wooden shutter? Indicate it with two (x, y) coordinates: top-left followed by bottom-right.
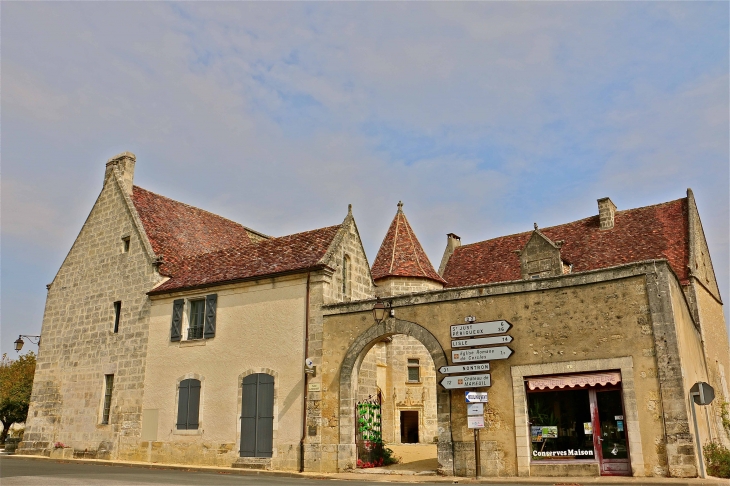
(256, 374), (274, 457)
(170, 299), (184, 342)
(240, 375), (258, 457)
(240, 373), (274, 458)
(187, 380), (201, 429)
(176, 379), (201, 430)
(204, 294), (217, 339)
(176, 379), (190, 429)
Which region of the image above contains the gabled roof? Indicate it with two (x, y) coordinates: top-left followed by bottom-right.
(150, 225), (341, 293)
(132, 186), (263, 277)
(442, 198), (689, 288)
(371, 202), (446, 284)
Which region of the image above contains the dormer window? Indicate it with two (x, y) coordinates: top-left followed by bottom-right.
(517, 225), (566, 280)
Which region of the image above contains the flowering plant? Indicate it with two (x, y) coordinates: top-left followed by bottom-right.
(53, 441), (66, 449)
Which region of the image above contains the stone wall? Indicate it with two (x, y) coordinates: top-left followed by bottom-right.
(20, 164), (162, 458)
(374, 276), (443, 298)
(318, 262), (713, 477)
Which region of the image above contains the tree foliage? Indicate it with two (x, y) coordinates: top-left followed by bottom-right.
(0, 352), (36, 444)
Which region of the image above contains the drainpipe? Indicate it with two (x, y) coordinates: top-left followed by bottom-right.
(300, 272), (311, 472)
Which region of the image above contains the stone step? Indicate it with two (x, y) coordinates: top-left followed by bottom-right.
(231, 457), (272, 470)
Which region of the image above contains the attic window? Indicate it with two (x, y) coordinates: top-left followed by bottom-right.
(122, 236), (130, 252)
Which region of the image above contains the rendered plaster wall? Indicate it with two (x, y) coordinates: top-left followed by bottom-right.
(19, 164), (162, 459)
(319, 269), (671, 477)
(132, 275), (308, 470)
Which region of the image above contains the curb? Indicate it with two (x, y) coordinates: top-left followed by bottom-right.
(3, 454), (727, 485)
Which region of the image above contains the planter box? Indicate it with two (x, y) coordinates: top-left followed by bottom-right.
(4, 438), (20, 453)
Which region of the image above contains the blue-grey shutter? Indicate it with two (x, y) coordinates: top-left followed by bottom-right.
(187, 380), (201, 429)
(176, 379), (190, 429)
(171, 299), (184, 342)
(204, 294), (217, 339)
(240, 375), (258, 457)
(256, 374), (274, 458)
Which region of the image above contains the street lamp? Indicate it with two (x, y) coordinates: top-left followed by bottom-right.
(14, 335), (41, 352)
(372, 299), (393, 324)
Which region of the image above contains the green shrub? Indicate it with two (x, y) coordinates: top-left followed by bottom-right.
(703, 440), (730, 479)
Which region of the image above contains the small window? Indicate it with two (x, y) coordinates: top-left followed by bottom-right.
(102, 374), (114, 424)
(188, 300), (205, 340)
(113, 301), (121, 333)
(122, 236), (130, 252)
(342, 254), (351, 297)
(176, 379), (201, 430)
(407, 358), (420, 382)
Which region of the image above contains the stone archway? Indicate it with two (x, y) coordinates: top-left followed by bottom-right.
(338, 318), (454, 474)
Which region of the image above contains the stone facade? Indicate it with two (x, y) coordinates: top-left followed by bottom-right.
(375, 276), (443, 298)
(319, 261), (727, 477)
(20, 154), (164, 458)
(356, 335), (438, 445)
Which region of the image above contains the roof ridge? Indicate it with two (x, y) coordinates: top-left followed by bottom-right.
(388, 213), (400, 274)
(457, 197), (688, 250)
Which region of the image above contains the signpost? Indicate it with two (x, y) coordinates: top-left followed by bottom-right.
(440, 373), (491, 389)
(452, 335), (513, 348)
(465, 391), (489, 403)
(451, 320), (511, 338)
(439, 363), (490, 374)
(452, 346), (513, 363)
(689, 382), (715, 478)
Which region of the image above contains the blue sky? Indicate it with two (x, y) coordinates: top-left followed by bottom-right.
(2, 2), (728, 356)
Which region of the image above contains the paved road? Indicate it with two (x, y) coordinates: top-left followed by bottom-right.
(0, 456), (448, 486)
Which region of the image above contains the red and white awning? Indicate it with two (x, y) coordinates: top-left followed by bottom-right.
(527, 372), (621, 390)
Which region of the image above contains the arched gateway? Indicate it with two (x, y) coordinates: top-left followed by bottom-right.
(337, 318), (454, 474)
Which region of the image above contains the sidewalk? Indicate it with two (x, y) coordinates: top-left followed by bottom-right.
(2, 454), (727, 485)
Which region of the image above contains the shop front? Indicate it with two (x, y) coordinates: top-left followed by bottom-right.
(526, 372), (630, 476)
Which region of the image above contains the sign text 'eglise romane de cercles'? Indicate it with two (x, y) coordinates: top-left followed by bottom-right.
(452, 346), (514, 363)
(450, 320), (512, 338)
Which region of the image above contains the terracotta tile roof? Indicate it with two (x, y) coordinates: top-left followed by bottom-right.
(150, 225), (341, 293)
(132, 186), (258, 276)
(371, 202), (446, 284)
(442, 198), (689, 288)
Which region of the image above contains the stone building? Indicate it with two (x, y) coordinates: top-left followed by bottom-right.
(319, 191), (730, 478)
(19, 152), (730, 479)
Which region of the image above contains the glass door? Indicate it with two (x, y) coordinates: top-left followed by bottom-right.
(592, 389), (630, 476)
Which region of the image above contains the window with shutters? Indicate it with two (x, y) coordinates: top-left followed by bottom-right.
(176, 379), (201, 430)
(170, 294), (217, 342)
(407, 358), (420, 383)
(101, 374), (114, 424)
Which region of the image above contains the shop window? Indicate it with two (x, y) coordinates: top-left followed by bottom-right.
(528, 389), (595, 461)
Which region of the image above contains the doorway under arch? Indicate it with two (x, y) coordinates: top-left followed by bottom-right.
(338, 318), (454, 475)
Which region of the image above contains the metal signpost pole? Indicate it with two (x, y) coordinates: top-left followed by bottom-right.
(689, 394), (705, 479)
(474, 428), (481, 478)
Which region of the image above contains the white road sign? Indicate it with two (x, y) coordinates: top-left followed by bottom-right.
(468, 416), (485, 429)
(465, 391), (489, 403)
(439, 363), (490, 374)
(451, 320), (512, 338)
(440, 373), (491, 389)
(452, 335), (513, 348)
(467, 403), (484, 415)
(452, 346), (513, 363)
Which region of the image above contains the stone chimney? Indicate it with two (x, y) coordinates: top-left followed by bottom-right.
(597, 197), (617, 230)
(105, 152), (136, 194)
(438, 233), (461, 276)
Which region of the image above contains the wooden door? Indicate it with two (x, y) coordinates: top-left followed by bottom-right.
(591, 388), (631, 476)
(240, 373), (274, 458)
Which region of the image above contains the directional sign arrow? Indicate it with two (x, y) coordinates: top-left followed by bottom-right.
(451, 320), (512, 338)
(452, 335), (513, 348)
(452, 346), (514, 363)
(439, 363), (491, 374)
(440, 373), (491, 389)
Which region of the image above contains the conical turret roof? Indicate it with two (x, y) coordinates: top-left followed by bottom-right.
(371, 202), (446, 284)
